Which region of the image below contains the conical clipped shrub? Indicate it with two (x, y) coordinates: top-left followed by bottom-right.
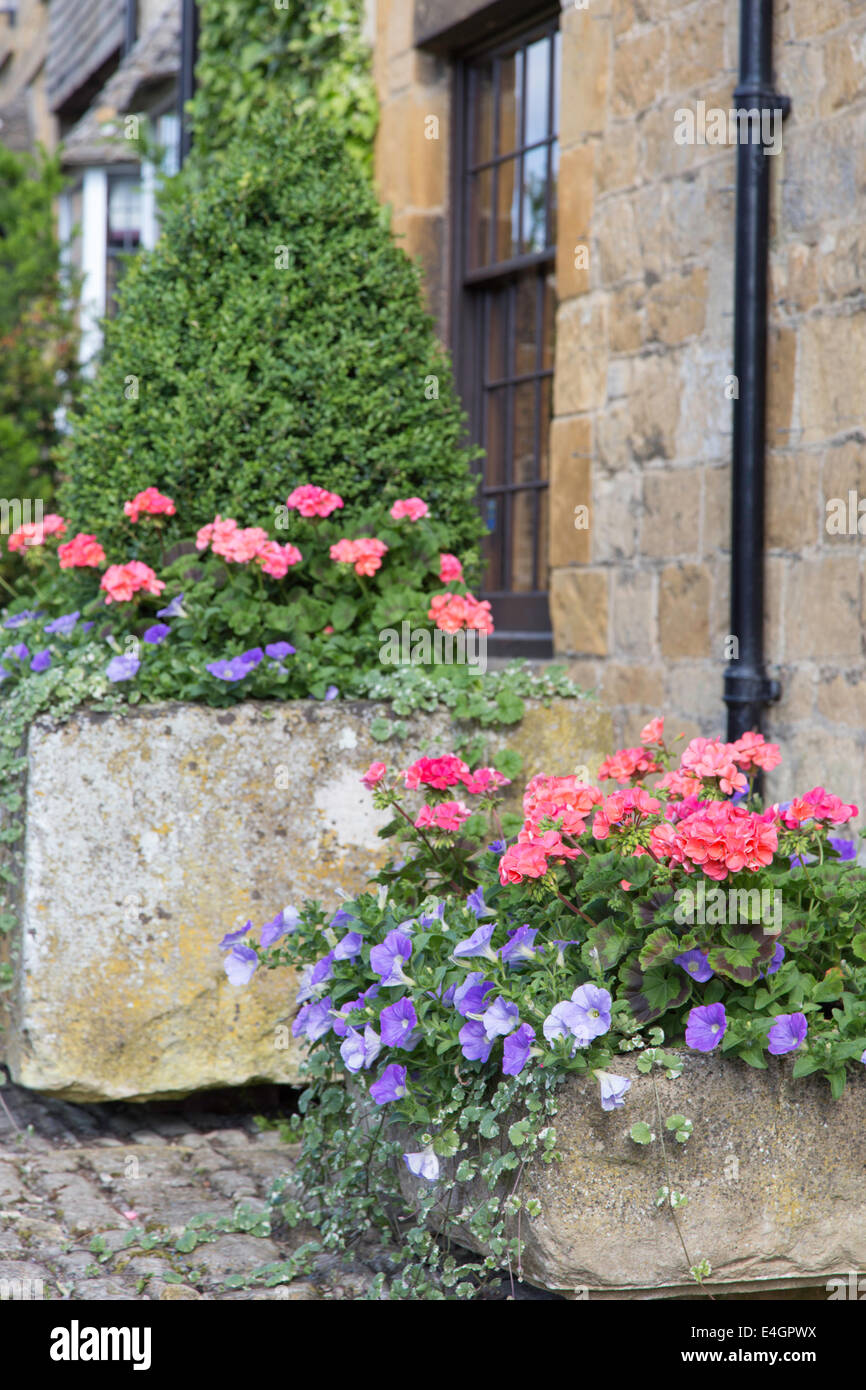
(59, 110), (483, 564)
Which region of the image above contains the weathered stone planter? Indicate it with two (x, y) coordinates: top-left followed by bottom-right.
(397, 1051), (866, 1299)
(0, 696), (610, 1102)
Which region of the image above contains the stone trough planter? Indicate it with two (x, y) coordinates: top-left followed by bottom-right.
(0, 695), (610, 1101)
(396, 1051), (866, 1300)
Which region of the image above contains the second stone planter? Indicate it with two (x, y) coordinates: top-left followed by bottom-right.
(2, 694), (610, 1101)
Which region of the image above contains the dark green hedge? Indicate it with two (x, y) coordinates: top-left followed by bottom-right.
(58, 110), (484, 563)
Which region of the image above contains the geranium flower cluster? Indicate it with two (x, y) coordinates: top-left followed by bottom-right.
(6, 513), (67, 552)
(196, 514), (302, 578)
(427, 592), (494, 634)
(329, 537), (389, 577)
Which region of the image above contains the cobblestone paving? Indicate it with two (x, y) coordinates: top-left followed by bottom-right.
(0, 1078), (357, 1301)
(0, 1076), (559, 1301)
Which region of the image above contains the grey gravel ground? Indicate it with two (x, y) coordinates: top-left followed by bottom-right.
(0, 1074), (558, 1301)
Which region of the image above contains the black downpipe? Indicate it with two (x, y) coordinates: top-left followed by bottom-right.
(724, 0), (788, 745)
(178, 0), (200, 167)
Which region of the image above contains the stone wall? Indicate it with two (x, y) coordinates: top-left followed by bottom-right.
(370, 0), (866, 819)
(2, 696), (611, 1102)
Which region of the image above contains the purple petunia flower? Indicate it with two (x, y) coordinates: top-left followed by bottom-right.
(453, 920), (497, 961)
(829, 836), (857, 861)
(324, 685), (339, 701)
(685, 1002), (727, 1052)
(763, 942), (785, 977)
(293, 996), (335, 1042)
(260, 906), (300, 948)
(488, 839), (506, 854)
(81, 621), (95, 631)
(44, 610), (80, 636)
(219, 921), (252, 950)
(157, 593), (186, 619)
(861, 1049), (866, 1065)
(466, 886), (494, 920)
(481, 995), (520, 1041)
(30, 649), (51, 673)
(3, 610), (40, 629)
(330, 995), (365, 1039)
(369, 930), (413, 986)
(418, 902), (446, 928)
(369, 1063), (408, 1105)
(502, 1023), (536, 1076)
(597, 1071), (632, 1111)
(106, 654), (140, 682)
(333, 930), (363, 960)
(453, 972), (495, 1018)
(403, 1148), (440, 1181)
(223, 945), (258, 986)
(674, 948), (714, 983)
(570, 983), (612, 1041)
(330, 908), (356, 930)
(206, 648), (263, 682)
(542, 1001), (585, 1048)
(143, 623), (170, 645)
(265, 641), (296, 661)
(379, 998), (419, 1050)
(3, 643), (29, 662)
(340, 1024), (381, 1074)
(295, 952), (335, 1003)
(458, 1018), (493, 1063)
(500, 925), (539, 966)
(767, 1012), (807, 1055)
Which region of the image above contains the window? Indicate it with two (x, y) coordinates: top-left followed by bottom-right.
(105, 168), (142, 314)
(454, 13), (560, 654)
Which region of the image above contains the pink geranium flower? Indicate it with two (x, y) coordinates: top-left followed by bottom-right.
(403, 755), (470, 790)
(361, 762), (387, 788)
(57, 532), (106, 569)
(286, 485), (344, 518)
(7, 513), (66, 551)
(640, 716), (664, 745)
(439, 552), (464, 583)
(196, 514), (238, 552)
(329, 537), (388, 577)
(414, 800), (471, 833)
(255, 540), (302, 578)
(598, 745), (660, 784)
(100, 561), (165, 604)
(390, 497), (429, 521)
(123, 487), (176, 523)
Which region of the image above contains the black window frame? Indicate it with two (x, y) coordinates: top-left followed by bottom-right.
(451, 7), (560, 658)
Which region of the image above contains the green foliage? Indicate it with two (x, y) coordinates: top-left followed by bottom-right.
(57, 110), (483, 564)
(0, 143), (80, 544)
(189, 0), (378, 170)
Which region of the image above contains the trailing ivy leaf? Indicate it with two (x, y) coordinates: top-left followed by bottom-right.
(492, 748), (522, 780)
(630, 1122), (653, 1145)
(494, 690), (524, 724)
(369, 717), (393, 742)
(507, 1120), (530, 1147)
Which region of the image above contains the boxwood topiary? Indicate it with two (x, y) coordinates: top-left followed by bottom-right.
(58, 109), (484, 566)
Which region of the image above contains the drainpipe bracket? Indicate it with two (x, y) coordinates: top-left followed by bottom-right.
(732, 85), (792, 121)
(723, 669), (782, 707)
